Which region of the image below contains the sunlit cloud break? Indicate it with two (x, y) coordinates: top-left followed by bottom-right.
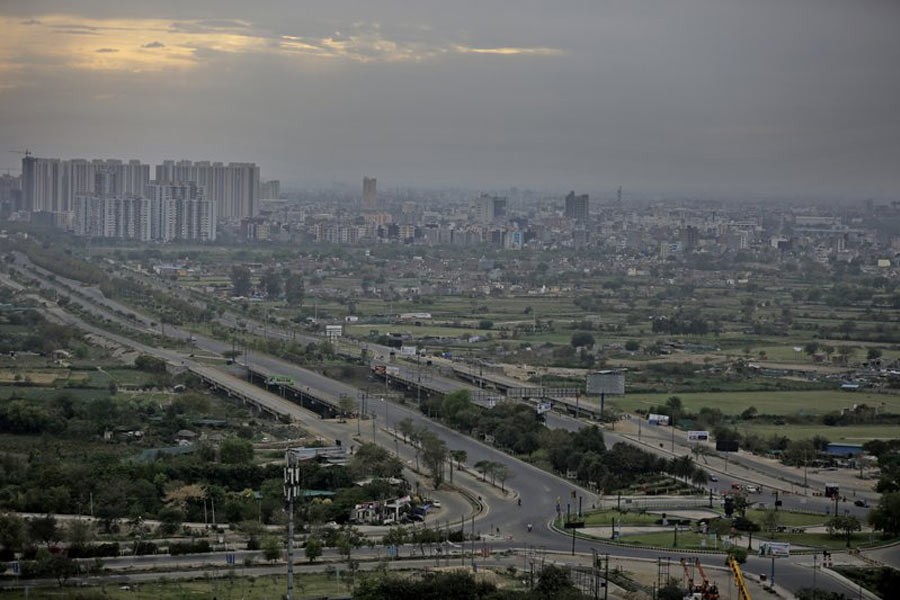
(455, 45), (563, 56)
(0, 13), (563, 75)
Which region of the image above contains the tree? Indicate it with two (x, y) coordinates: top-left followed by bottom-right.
(64, 519), (93, 548)
(284, 272), (305, 305)
(349, 443), (402, 479)
(38, 552), (79, 587)
(474, 460), (492, 481)
(624, 340), (640, 352)
(827, 514), (861, 547)
(570, 332), (595, 349)
(157, 506), (184, 536)
(761, 509), (781, 536)
(230, 266), (252, 297)
(421, 433), (448, 488)
(732, 494), (751, 518)
(449, 450), (467, 470)
(803, 341), (820, 358)
(28, 514), (59, 548)
(868, 348), (883, 361)
(0, 513), (26, 556)
(220, 437), (254, 464)
(535, 564), (577, 596)
(260, 268), (282, 299)
(134, 354), (167, 373)
(338, 394), (357, 420)
(397, 417), (415, 442)
(262, 536), (282, 562)
(869, 492), (900, 536)
(493, 463), (512, 492)
(336, 525), (363, 566)
(305, 535), (323, 563)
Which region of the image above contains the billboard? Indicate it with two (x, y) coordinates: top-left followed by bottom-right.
(760, 542), (790, 557)
(647, 413), (670, 425)
(688, 430), (710, 441)
(586, 370), (625, 395)
(716, 440), (740, 452)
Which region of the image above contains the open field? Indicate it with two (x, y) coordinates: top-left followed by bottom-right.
(608, 390), (900, 416)
(743, 509), (826, 528)
(614, 529), (878, 551)
(0, 370), (71, 385)
(743, 423), (900, 442)
(583, 509), (664, 526)
(0, 572), (352, 599)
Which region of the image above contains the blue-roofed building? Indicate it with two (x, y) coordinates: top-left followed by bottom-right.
(825, 443), (864, 457)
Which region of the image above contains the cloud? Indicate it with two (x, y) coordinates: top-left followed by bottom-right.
(0, 13), (562, 74)
(455, 45), (563, 57)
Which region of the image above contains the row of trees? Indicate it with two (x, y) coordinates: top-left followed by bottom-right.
(416, 390), (706, 494)
(230, 265), (304, 303)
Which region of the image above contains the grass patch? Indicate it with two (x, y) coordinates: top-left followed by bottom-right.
(745, 423), (900, 442)
(743, 509), (825, 528)
(0, 572), (351, 599)
(583, 509), (663, 526)
(609, 390), (900, 417)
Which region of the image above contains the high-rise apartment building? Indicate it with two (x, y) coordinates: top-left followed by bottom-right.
(73, 195), (151, 241)
(22, 156), (64, 212)
(155, 160), (259, 221)
(362, 176), (377, 210)
(477, 194), (507, 223)
(22, 156), (150, 213)
(145, 182), (216, 242)
(260, 179), (281, 199)
(0, 174), (21, 213)
(564, 191), (589, 221)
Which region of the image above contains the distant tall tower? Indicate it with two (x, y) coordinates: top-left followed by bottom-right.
(477, 194), (507, 223)
(564, 191), (589, 221)
(363, 176), (377, 210)
(617, 186), (622, 205)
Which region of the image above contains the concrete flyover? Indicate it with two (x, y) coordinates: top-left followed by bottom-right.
(189, 364), (297, 422)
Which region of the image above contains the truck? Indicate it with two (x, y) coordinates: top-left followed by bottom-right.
(825, 483), (840, 499)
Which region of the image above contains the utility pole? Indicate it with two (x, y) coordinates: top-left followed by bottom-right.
(283, 450), (300, 600)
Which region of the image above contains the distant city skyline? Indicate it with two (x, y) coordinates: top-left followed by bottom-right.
(2, 1), (900, 198)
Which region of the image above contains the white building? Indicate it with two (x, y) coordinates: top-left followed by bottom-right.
(155, 160), (259, 221)
(146, 182), (216, 242)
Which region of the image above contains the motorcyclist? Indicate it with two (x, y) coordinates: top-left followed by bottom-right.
(527, 523), (533, 532)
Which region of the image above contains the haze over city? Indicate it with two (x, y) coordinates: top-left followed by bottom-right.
(2, 0), (900, 197)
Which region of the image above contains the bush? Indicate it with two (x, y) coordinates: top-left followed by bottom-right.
(168, 540), (211, 555)
(726, 546), (748, 564)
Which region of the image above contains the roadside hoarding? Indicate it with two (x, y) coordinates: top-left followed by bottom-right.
(760, 542), (790, 557)
(586, 370), (625, 395)
(688, 430), (710, 441)
(716, 440), (740, 452)
(647, 413), (670, 425)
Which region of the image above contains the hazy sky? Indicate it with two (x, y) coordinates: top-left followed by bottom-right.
(2, 0), (899, 197)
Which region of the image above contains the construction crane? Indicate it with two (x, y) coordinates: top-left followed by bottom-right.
(694, 557), (719, 600)
(727, 555), (751, 600)
(681, 558), (703, 599)
(681, 558), (720, 600)
(9, 149), (32, 158)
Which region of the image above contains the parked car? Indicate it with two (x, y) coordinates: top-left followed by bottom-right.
(854, 499), (869, 508)
(709, 474), (719, 482)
